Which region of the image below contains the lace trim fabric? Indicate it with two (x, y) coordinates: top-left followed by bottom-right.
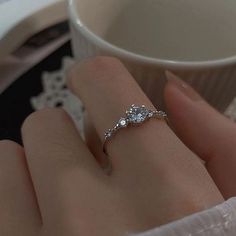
(30, 57), (236, 138)
(132, 197), (236, 236)
(30, 57), (85, 138)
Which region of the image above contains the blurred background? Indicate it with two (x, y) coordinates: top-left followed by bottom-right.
(0, 0), (85, 144)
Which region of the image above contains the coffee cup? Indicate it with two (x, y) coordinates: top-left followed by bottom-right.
(69, 0), (236, 111)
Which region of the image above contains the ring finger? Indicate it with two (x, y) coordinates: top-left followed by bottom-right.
(68, 57), (192, 175)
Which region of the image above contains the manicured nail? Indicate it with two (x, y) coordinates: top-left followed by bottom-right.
(165, 71), (203, 101)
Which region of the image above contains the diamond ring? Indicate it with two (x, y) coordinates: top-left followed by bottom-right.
(102, 104), (168, 155)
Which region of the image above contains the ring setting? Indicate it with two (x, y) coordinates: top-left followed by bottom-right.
(103, 104), (167, 155)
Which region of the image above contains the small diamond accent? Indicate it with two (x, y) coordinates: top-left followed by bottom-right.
(148, 112), (153, 118)
(105, 130), (112, 138)
(119, 118), (128, 127)
(156, 111), (167, 117)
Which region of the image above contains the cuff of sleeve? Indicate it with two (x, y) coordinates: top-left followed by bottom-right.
(131, 197), (236, 236)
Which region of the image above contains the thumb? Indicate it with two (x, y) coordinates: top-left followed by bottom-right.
(164, 71), (236, 199)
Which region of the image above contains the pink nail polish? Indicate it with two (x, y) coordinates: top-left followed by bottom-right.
(165, 71), (203, 102)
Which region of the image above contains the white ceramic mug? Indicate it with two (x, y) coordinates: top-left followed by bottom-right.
(68, 0), (236, 112)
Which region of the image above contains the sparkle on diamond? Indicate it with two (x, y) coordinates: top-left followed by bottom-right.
(128, 106), (149, 123)
(119, 118), (127, 127)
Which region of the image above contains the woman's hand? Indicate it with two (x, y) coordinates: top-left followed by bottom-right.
(0, 57), (223, 236)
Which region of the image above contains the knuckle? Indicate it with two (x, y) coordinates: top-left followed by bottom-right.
(89, 57), (123, 78)
(0, 140), (23, 155)
(70, 56), (124, 84)
(82, 56), (122, 71)
(22, 108), (69, 131)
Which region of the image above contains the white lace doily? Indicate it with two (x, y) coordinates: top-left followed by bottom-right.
(30, 56), (236, 139)
(30, 57), (85, 137)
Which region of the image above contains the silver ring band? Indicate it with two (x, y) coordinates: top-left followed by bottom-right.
(102, 104), (168, 155)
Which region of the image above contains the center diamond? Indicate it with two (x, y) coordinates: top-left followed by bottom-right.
(127, 105), (149, 123)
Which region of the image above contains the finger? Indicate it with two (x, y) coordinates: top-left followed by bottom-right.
(21, 108), (105, 225)
(68, 57), (172, 174)
(165, 71), (236, 198)
(84, 112), (111, 173)
(0, 140), (40, 235)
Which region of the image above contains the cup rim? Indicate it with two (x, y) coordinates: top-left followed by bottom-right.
(69, 0), (236, 70)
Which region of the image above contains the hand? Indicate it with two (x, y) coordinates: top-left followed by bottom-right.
(0, 57), (223, 236)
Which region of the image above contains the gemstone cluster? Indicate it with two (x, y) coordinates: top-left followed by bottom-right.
(103, 104), (167, 155)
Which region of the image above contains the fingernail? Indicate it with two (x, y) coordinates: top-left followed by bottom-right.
(165, 71), (203, 101)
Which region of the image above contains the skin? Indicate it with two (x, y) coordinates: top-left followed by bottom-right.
(0, 56), (234, 236)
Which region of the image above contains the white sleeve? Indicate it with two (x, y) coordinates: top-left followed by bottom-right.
(132, 197), (236, 236)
